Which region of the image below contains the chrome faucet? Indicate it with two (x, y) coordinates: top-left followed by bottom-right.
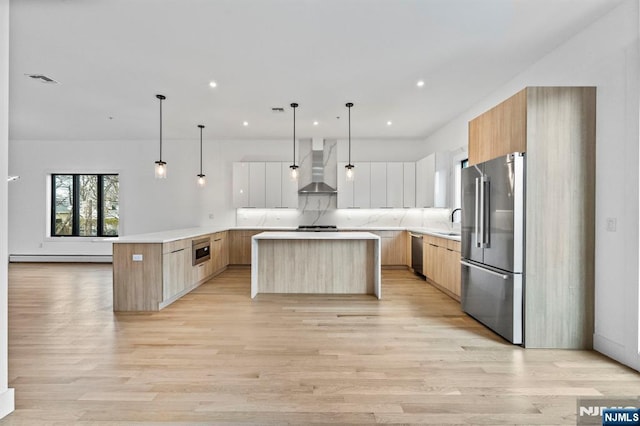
(450, 208), (462, 223)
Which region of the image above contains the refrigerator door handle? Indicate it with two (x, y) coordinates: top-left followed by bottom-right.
(460, 260), (509, 280)
(479, 176), (485, 248)
(475, 177), (480, 248)
(482, 178), (490, 248)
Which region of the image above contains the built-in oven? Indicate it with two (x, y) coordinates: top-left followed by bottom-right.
(192, 237), (211, 266)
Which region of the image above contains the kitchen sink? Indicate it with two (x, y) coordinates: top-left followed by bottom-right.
(433, 231), (461, 236)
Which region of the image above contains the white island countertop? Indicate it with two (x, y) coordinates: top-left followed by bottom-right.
(253, 231), (380, 240)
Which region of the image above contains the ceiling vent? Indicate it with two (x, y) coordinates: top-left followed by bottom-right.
(25, 74), (59, 84)
(271, 107), (285, 113)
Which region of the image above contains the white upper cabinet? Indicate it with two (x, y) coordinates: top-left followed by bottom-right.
(415, 152), (450, 208)
(370, 163), (387, 208)
(281, 162), (299, 208)
(353, 163), (371, 208)
(386, 162), (404, 208)
(233, 162), (298, 209)
(248, 163), (266, 208)
(402, 162), (416, 208)
(265, 163), (282, 208)
(232, 162), (250, 208)
(337, 162), (354, 208)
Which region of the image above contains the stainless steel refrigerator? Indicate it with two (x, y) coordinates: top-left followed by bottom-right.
(461, 152), (525, 344)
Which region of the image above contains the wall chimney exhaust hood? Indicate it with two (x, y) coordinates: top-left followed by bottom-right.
(298, 139), (337, 194)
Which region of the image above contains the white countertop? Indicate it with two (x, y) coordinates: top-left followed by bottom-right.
(109, 226), (459, 244)
(407, 228), (461, 242)
(253, 231), (380, 240)
(108, 227), (230, 244)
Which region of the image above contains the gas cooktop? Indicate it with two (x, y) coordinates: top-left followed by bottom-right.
(296, 225), (338, 232)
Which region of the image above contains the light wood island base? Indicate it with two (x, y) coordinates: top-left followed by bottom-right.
(251, 231), (381, 298)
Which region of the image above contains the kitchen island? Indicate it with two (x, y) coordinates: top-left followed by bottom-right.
(251, 231), (381, 299)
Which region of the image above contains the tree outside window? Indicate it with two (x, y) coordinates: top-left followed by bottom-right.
(52, 174), (119, 237)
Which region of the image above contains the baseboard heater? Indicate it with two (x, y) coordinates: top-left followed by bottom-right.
(9, 254), (112, 263)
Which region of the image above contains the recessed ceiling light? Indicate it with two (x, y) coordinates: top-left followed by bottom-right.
(387, 121), (393, 126)
(209, 81), (217, 88)
(243, 121), (249, 127)
(417, 80), (425, 88)
(313, 121), (319, 126)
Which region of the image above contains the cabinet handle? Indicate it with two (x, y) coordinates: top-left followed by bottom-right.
(214, 239), (222, 242)
(171, 248), (185, 253)
(429, 244), (438, 248)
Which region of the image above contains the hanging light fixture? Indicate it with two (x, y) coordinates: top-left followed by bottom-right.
(345, 102), (355, 181)
(289, 102), (299, 180)
(197, 124), (206, 187)
(154, 94), (167, 179)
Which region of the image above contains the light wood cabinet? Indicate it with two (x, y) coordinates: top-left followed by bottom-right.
(369, 230), (407, 266)
(114, 233), (230, 312)
(421, 234), (461, 301)
(211, 231), (229, 272)
(163, 240), (192, 301)
(229, 229), (262, 265)
(468, 88), (527, 166)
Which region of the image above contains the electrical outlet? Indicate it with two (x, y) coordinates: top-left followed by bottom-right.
(606, 218), (617, 232)
(208, 213), (214, 219)
(132, 254), (143, 262)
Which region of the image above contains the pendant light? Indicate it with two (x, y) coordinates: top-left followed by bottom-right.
(289, 102), (299, 180)
(197, 124), (206, 187)
(345, 102), (355, 181)
(154, 94), (167, 179)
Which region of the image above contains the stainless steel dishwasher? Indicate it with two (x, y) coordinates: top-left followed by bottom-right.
(410, 233), (424, 277)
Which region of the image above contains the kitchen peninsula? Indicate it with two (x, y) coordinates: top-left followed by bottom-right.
(251, 231), (381, 298)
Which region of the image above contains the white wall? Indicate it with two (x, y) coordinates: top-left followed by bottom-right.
(8, 138), (203, 256)
(423, 1), (640, 370)
(0, 0), (14, 419)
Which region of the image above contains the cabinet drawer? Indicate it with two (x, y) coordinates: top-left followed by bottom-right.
(446, 240), (461, 252)
(162, 239), (190, 254)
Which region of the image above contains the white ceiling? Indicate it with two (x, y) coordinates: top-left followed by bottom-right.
(9, 0), (622, 141)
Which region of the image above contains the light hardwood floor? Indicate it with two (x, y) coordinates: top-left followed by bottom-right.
(3, 263), (640, 425)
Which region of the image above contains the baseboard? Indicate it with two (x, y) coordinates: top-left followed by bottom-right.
(593, 333), (639, 371)
(9, 254), (112, 263)
(0, 388), (14, 420)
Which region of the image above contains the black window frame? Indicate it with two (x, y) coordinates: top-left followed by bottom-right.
(51, 173), (119, 237)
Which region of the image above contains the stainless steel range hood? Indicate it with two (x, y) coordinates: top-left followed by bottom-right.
(298, 149), (337, 194)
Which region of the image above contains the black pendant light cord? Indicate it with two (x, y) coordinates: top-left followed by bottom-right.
(346, 102), (353, 165)
(291, 103), (298, 166)
(156, 94), (166, 162)
(199, 125), (204, 175)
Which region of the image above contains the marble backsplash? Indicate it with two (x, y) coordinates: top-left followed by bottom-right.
(235, 207), (460, 232)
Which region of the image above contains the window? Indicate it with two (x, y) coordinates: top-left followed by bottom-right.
(453, 158), (468, 217)
(51, 174), (119, 237)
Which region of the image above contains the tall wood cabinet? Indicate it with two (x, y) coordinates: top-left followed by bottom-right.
(468, 89), (527, 165)
(468, 87), (596, 349)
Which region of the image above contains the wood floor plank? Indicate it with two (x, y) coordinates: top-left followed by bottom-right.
(2, 263), (640, 425)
